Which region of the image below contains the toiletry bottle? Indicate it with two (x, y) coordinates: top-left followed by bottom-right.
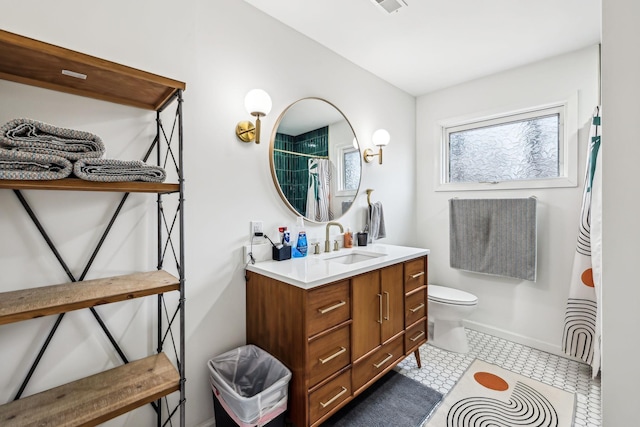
(280, 226), (290, 246)
(296, 230), (308, 257)
(292, 216), (308, 257)
(344, 226), (353, 248)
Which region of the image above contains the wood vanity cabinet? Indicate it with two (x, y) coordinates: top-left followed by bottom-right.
(245, 255), (428, 427)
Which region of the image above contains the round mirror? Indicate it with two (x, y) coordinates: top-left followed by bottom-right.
(269, 98), (362, 223)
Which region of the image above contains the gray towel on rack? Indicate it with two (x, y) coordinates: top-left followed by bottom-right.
(369, 201), (386, 241)
(73, 158), (166, 182)
(449, 198), (537, 281)
(0, 118), (105, 160)
(0, 148), (72, 180)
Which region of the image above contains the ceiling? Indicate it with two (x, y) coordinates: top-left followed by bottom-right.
(242, 0), (601, 96)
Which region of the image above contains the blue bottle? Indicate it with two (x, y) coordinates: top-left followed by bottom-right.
(293, 230), (308, 258)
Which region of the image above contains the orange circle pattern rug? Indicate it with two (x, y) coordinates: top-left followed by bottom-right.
(425, 359), (575, 427)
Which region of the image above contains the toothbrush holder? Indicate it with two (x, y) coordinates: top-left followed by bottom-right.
(356, 232), (368, 246)
(272, 245), (292, 261)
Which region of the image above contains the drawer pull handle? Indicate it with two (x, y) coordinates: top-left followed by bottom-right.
(377, 294), (383, 324)
(319, 347), (347, 364)
(410, 331), (425, 342)
(409, 303), (425, 313)
(384, 291), (390, 320)
(373, 353), (394, 368)
(410, 271), (425, 279)
(318, 300), (346, 314)
(320, 386), (348, 408)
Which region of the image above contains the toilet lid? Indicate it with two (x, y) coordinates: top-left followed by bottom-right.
(428, 285), (478, 306)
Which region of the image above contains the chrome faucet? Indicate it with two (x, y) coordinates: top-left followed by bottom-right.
(325, 222), (344, 252)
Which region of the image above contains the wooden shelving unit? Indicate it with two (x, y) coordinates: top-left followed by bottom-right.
(0, 354), (180, 427)
(0, 270), (180, 326)
(0, 178), (180, 193)
(0, 29), (185, 111)
(0, 29), (186, 426)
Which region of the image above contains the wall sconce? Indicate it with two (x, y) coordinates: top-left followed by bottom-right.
(363, 129), (390, 164)
(236, 89), (272, 144)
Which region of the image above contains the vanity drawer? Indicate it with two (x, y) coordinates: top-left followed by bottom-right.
(308, 325), (351, 388)
(307, 280), (350, 337)
(405, 289), (426, 326)
(309, 369), (352, 425)
(404, 257), (426, 293)
(405, 319), (427, 353)
(352, 336), (403, 392)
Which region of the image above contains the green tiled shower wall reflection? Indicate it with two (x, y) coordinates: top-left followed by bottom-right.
(274, 126), (329, 215)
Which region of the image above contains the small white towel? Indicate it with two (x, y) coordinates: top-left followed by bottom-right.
(369, 202), (386, 241)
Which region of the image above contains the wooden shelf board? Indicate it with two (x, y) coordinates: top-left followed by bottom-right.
(0, 270), (180, 326)
(0, 353), (180, 426)
(0, 30), (185, 111)
(0, 178), (179, 193)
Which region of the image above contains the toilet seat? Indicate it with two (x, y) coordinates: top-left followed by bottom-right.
(428, 285), (477, 306)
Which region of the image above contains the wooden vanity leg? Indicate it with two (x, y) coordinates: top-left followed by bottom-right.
(414, 349), (421, 368)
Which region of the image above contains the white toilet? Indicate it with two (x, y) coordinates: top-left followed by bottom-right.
(428, 285), (478, 353)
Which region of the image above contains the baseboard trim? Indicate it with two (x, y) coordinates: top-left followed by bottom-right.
(463, 320), (567, 358)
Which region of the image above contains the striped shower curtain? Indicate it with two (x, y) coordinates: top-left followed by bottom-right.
(561, 106), (602, 377)
(306, 158), (331, 222)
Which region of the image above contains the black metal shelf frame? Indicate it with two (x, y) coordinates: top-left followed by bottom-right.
(8, 90), (185, 427)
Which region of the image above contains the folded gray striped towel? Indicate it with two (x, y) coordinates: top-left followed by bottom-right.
(0, 118), (105, 160)
(73, 158), (166, 183)
(0, 148), (72, 180)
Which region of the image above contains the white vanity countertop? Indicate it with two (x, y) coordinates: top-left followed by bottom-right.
(245, 244), (429, 289)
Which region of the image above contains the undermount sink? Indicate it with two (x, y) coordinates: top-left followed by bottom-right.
(324, 250), (385, 265)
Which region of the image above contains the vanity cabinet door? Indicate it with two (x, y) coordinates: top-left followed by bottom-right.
(380, 263), (404, 343)
(352, 264), (404, 361)
(351, 270), (380, 361)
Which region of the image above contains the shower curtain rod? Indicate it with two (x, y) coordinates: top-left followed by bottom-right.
(274, 148), (329, 159)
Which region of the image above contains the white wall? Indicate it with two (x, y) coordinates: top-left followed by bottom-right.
(415, 46), (600, 353)
(0, 0), (417, 425)
(601, 0), (640, 424)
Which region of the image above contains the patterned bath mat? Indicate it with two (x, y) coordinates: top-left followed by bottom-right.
(425, 359), (575, 427)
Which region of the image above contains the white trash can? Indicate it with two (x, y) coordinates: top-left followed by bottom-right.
(208, 345), (291, 427)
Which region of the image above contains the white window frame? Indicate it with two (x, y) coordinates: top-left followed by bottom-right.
(435, 94), (578, 192)
(335, 144), (359, 197)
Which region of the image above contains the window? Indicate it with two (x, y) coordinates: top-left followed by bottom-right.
(336, 145), (360, 196)
(437, 100), (578, 191)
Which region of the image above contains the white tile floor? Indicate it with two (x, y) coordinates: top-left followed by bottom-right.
(396, 328), (602, 427)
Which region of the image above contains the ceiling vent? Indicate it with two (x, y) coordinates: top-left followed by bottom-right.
(371, 0), (408, 14)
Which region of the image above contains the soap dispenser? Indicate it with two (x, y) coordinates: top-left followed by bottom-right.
(344, 226), (353, 248)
